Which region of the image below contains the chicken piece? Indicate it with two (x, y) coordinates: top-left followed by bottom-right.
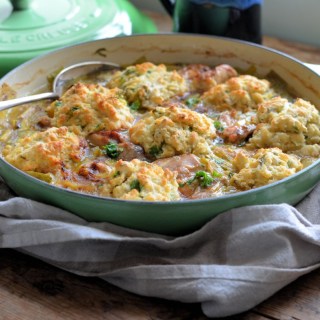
(154, 154), (226, 198)
(154, 154), (203, 182)
(212, 110), (257, 145)
(221, 124), (256, 144)
(179, 63), (238, 92)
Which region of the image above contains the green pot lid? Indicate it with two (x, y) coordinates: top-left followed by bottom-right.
(0, 0), (157, 77)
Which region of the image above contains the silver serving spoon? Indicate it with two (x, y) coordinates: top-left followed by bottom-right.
(0, 61), (120, 112)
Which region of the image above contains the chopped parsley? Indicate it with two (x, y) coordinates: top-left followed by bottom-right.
(103, 142), (123, 159)
(212, 171), (222, 178)
(55, 101), (63, 107)
(258, 156), (266, 166)
(123, 68), (136, 76)
(185, 95), (200, 108)
(113, 170), (121, 177)
(129, 100), (141, 111)
(71, 106), (80, 112)
(187, 170), (216, 188)
(213, 120), (224, 132)
(149, 145), (162, 157)
(228, 172), (234, 179)
(130, 179), (141, 192)
(292, 125), (300, 133)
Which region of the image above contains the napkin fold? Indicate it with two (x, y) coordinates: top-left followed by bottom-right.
(0, 177), (320, 318)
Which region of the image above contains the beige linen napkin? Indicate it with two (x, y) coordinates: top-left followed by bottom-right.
(0, 177), (320, 318)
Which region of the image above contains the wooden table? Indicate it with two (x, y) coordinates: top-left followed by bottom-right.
(1, 11), (320, 320)
(1, 248), (320, 320)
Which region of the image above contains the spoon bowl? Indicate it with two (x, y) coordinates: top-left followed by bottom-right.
(0, 61), (120, 111)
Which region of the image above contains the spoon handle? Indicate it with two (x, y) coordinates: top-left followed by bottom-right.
(0, 92), (58, 112)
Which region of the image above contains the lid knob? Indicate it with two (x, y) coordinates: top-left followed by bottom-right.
(10, 0), (33, 10)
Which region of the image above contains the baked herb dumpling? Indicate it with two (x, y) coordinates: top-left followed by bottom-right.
(3, 126), (87, 177)
(230, 147), (303, 190)
(202, 75), (276, 112)
(248, 97), (320, 154)
(47, 83), (134, 135)
(104, 159), (180, 201)
(129, 105), (216, 159)
(107, 62), (188, 109)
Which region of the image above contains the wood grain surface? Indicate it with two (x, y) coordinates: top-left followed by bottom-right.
(1, 249), (320, 320)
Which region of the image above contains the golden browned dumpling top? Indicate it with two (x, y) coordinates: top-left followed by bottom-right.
(202, 75), (276, 112)
(129, 105), (216, 159)
(248, 97), (320, 154)
(230, 147), (303, 190)
(102, 159), (180, 201)
(107, 62), (188, 109)
(46, 83), (134, 136)
(2, 126), (86, 176)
